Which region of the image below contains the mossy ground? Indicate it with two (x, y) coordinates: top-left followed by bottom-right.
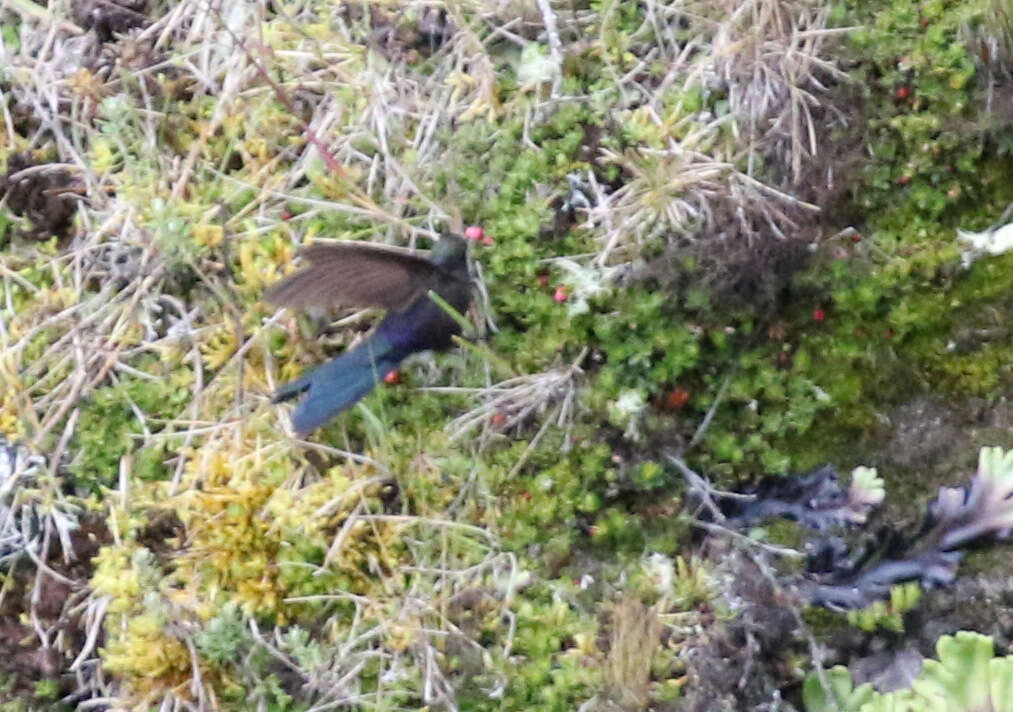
(2, 0), (1013, 709)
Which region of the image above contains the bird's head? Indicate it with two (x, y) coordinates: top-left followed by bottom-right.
(430, 232), (469, 267)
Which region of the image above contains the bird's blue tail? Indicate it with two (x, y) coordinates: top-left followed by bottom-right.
(274, 335), (402, 435)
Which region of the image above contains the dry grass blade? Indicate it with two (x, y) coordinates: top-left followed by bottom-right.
(703, 0), (852, 182)
(603, 597), (662, 711)
(442, 348), (586, 442)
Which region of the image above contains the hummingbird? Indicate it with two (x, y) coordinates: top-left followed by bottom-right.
(267, 233), (472, 435)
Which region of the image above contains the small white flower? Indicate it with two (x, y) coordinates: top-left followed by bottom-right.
(554, 258), (617, 316)
(609, 390), (647, 441)
(517, 44), (555, 89)
(643, 552), (675, 595)
(612, 389), (646, 418)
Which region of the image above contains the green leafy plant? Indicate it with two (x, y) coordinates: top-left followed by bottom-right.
(846, 582), (921, 632)
(804, 631), (1013, 712)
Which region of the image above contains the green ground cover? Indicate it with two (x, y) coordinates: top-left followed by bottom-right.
(3, 0), (1013, 709)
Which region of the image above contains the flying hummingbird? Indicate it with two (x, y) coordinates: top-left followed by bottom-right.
(267, 233), (472, 435)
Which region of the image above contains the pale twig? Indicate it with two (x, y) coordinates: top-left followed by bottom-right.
(4, 0), (84, 34)
(668, 455), (801, 558)
(687, 372), (733, 451)
(442, 348), (586, 441)
(692, 518), (805, 559)
(535, 0), (565, 98)
(69, 596), (110, 671)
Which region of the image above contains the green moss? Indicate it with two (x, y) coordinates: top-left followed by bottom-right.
(69, 359), (192, 490)
(31, 679), (60, 701)
(847, 582), (921, 632)
(457, 581), (600, 711)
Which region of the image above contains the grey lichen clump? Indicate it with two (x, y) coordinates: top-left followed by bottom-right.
(0, 437), (79, 568)
(688, 446), (1013, 612)
(803, 447), (1013, 610)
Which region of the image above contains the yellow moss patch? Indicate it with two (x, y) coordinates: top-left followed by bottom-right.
(194, 224), (225, 248)
(101, 613), (191, 681)
(199, 322), (239, 371)
(0, 389), (26, 440)
(92, 544), (197, 702)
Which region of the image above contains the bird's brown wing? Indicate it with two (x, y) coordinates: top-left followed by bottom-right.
(265, 242), (442, 310)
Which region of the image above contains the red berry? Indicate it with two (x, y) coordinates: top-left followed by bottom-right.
(666, 387), (692, 409)
(383, 369), (400, 384)
(464, 225), (484, 241)
(895, 86), (911, 100)
(898, 175), (912, 185)
(481, 234), (495, 246)
(813, 308), (826, 322)
(281, 210), (293, 221)
(491, 412), (506, 427)
(553, 286), (568, 302)
(850, 233), (862, 243)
